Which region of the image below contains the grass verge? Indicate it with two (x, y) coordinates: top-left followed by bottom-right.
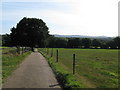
(39, 49), (85, 89)
(38, 48), (119, 88)
(2, 51), (32, 83)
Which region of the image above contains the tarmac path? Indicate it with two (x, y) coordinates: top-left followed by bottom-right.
(2, 51), (60, 88)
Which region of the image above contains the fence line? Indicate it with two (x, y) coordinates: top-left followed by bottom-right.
(41, 48), (77, 74)
(73, 54), (76, 75)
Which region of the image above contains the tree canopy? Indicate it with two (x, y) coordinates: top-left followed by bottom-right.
(113, 37), (120, 48)
(2, 17), (120, 50)
(10, 17), (49, 49)
(92, 39), (101, 48)
(82, 38), (91, 48)
(2, 32), (120, 49)
(67, 38), (82, 48)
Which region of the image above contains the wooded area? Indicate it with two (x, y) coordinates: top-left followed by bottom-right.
(1, 17), (120, 51)
(1, 34), (120, 49)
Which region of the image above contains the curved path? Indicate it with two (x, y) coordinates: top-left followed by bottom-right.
(2, 52), (61, 88)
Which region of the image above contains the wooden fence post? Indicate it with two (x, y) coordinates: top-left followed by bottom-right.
(51, 48), (53, 57)
(73, 54), (76, 75)
(47, 48), (49, 55)
(56, 49), (58, 62)
(44, 48), (45, 53)
(45, 48), (47, 54)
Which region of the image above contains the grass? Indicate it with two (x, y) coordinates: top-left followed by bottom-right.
(0, 47), (9, 48)
(1, 47), (16, 54)
(39, 48), (119, 88)
(39, 50), (85, 89)
(2, 50), (32, 83)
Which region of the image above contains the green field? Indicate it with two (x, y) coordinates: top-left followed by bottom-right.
(39, 48), (119, 88)
(1, 47), (16, 54)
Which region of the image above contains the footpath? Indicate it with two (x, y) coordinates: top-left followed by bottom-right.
(2, 51), (60, 88)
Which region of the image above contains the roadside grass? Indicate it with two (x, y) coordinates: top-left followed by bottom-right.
(39, 49), (85, 89)
(39, 48), (119, 88)
(0, 47), (9, 48)
(1, 47), (16, 54)
(2, 51), (32, 83)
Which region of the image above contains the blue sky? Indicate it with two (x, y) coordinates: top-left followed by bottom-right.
(1, 0), (119, 37)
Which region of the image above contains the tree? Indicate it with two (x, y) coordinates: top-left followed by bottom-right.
(2, 34), (12, 46)
(82, 38), (91, 48)
(100, 42), (107, 49)
(67, 38), (82, 48)
(67, 38), (74, 48)
(92, 39), (101, 48)
(106, 41), (116, 49)
(10, 17), (49, 51)
(113, 37), (120, 49)
(47, 35), (57, 48)
(0, 35), (2, 46)
(55, 37), (67, 48)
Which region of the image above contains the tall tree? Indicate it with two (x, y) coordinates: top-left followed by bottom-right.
(55, 37), (67, 48)
(67, 38), (82, 48)
(82, 38), (91, 48)
(2, 34), (12, 46)
(92, 39), (101, 48)
(106, 41), (116, 49)
(113, 37), (120, 49)
(47, 35), (57, 48)
(10, 17), (49, 51)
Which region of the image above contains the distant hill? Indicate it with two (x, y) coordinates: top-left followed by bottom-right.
(53, 34), (113, 38)
(52, 34), (114, 41)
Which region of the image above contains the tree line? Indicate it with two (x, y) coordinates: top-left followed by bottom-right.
(46, 36), (120, 49)
(1, 33), (120, 49)
(1, 17), (120, 51)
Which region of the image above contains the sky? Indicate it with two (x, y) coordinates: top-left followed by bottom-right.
(0, 0), (119, 37)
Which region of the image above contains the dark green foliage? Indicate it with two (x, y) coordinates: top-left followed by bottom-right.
(106, 41), (116, 49)
(47, 36), (67, 48)
(100, 42), (108, 49)
(113, 37), (120, 48)
(55, 38), (67, 48)
(47, 35), (56, 48)
(1, 22), (120, 50)
(82, 38), (91, 48)
(67, 38), (82, 48)
(92, 39), (101, 48)
(46, 36), (120, 49)
(10, 17), (49, 48)
(2, 34), (12, 46)
(0, 35), (2, 46)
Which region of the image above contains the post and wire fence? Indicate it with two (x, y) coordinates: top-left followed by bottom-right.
(73, 54), (76, 75)
(51, 48), (53, 57)
(41, 48), (76, 75)
(56, 49), (58, 63)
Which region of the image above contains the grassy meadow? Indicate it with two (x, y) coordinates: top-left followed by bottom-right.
(39, 48), (119, 88)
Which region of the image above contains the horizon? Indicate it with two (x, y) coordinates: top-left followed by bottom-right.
(1, 0), (119, 37)
(0, 33), (117, 38)
(52, 34), (118, 37)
